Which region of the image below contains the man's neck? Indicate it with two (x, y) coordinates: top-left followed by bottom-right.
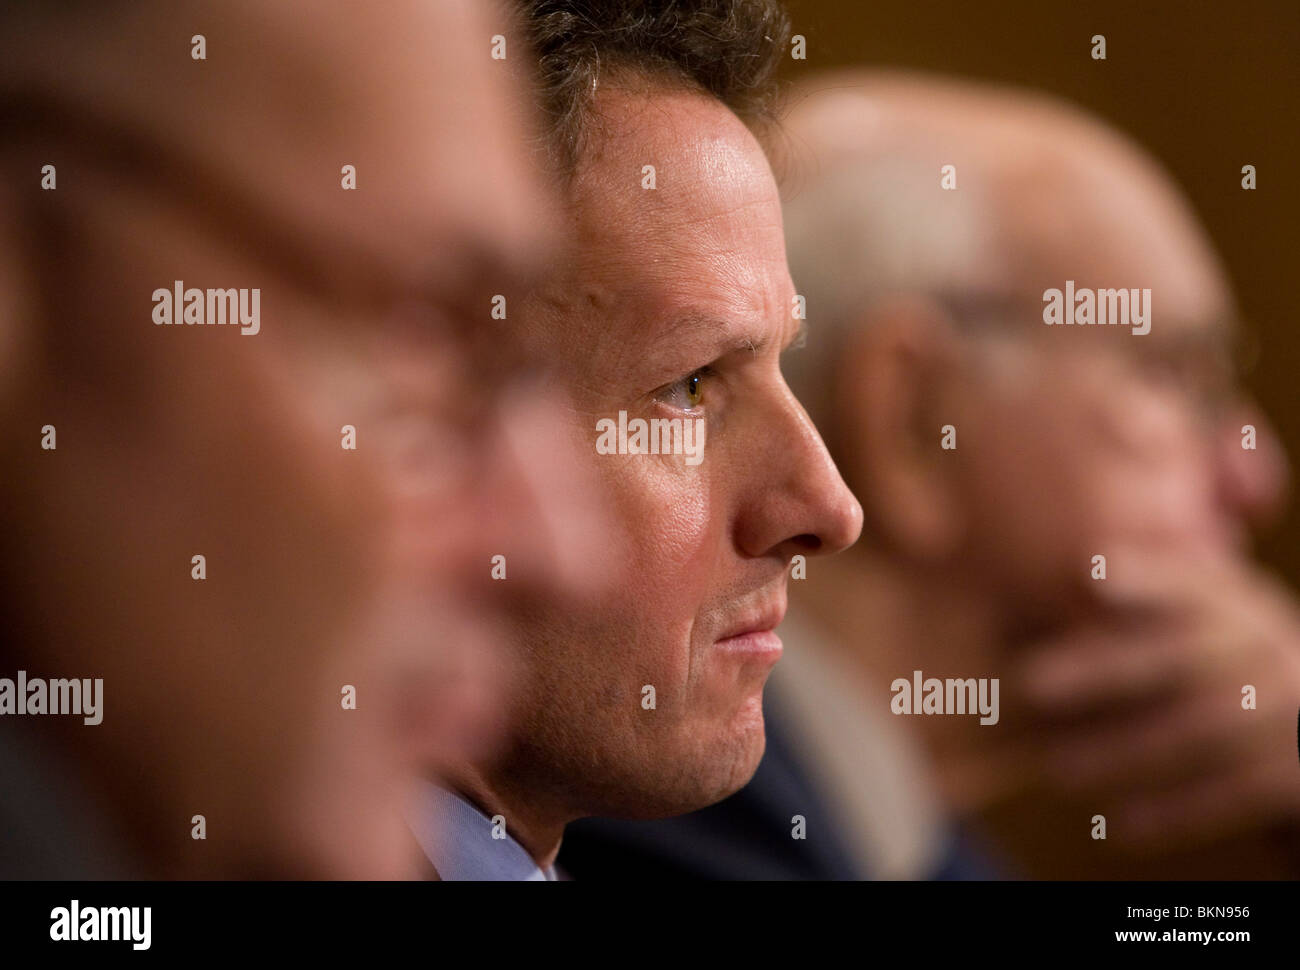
(441, 765), (568, 871)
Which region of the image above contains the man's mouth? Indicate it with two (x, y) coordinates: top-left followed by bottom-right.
(713, 596), (786, 662)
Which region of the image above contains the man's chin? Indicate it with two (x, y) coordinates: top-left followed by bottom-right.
(639, 705), (769, 818)
(720, 693), (769, 789)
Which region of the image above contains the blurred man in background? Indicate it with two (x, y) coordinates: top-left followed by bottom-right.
(0, 0), (594, 878)
(779, 70), (1300, 878)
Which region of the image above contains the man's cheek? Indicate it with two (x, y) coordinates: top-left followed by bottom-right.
(613, 590), (708, 724)
(1088, 449), (1210, 547)
(622, 469), (714, 570)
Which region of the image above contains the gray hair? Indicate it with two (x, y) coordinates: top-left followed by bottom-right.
(779, 85), (999, 430)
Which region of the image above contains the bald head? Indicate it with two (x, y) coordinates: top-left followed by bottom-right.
(777, 70), (1282, 626)
(780, 70), (1234, 429)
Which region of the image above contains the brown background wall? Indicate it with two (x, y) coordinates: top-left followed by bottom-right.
(780, 0), (1300, 583)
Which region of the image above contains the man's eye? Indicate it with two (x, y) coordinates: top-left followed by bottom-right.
(685, 372), (704, 407)
(661, 368), (710, 410)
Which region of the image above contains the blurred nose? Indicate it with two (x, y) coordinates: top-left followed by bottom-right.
(735, 384), (864, 560)
(372, 349), (609, 608)
(1213, 399), (1290, 531)
(374, 376), (611, 769)
(464, 379), (611, 601)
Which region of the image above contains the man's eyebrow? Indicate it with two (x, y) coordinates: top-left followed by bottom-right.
(658, 312), (788, 359)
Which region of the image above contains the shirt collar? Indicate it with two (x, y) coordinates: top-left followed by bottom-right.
(410, 781), (557, 881)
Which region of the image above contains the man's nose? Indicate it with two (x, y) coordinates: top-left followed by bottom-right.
(735, 385), (864, 560)
(1213, 399), (1290, 531)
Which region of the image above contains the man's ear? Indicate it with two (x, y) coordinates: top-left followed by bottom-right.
(833, 297), (967, 561)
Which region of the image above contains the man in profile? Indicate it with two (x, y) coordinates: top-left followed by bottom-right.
(776, 71), (1300, 878)
(414, 0), (863, 879)
(0, 0), (591, 878)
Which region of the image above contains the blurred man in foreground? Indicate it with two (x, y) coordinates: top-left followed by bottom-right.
(0, 0), (588, 878)
(416, 0), (864, 880)
(780, 70), (1300, 878)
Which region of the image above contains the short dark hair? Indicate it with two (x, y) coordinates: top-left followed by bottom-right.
(515, 0), (791, 177)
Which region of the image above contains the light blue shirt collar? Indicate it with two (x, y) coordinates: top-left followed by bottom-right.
(410, 781), (557, 881)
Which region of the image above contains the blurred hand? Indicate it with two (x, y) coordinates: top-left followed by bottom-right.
(1014, 546), (1300, 847)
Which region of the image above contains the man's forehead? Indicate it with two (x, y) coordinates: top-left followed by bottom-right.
(572, 84), (784, 232)
(544, 84), (791, 337)
(28, 0), (548, 296)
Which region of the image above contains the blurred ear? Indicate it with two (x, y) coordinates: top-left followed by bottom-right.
(833, 296), (966, 561)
